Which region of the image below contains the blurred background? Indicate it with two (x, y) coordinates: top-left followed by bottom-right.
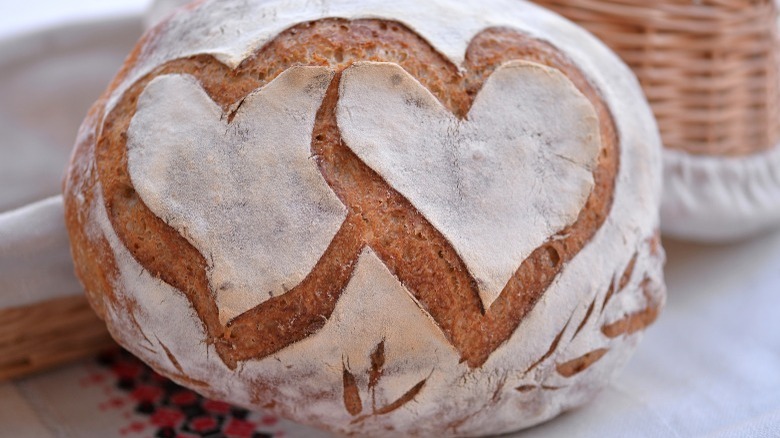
(0, 1), (151, 39)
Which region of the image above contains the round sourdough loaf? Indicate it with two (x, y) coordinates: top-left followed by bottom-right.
(64, 0), (666, 436)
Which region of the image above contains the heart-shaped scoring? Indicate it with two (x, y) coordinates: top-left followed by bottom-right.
(338, 61), (600, 308)
(127, 67), (346, 324)
(94, 20), (618, 369)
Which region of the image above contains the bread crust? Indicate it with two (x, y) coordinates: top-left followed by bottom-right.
(64, 4), (664, 436)
(74, 19), (618, 369)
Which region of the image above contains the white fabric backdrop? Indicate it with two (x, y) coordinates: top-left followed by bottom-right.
(0, 0), (151, 40)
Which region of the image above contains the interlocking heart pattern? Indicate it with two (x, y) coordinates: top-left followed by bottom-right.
(128, 60), (599, 323)
(95, 22), (619, 370)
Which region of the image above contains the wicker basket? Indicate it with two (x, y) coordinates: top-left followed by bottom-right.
(0, 295), (115, 381)
(534, 0), (780, 156)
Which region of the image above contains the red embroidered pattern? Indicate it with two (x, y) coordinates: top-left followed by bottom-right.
(81, 349), (285, 438)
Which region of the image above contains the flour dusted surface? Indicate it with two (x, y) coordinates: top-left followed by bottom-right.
(127, 67), (345, 323)
(338, 61), (599, 308)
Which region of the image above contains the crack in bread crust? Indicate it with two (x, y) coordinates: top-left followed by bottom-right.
(93, 19), (619, 369)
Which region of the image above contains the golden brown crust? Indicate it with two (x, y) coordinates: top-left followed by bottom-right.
(64, 29), (160, 319)
(601, 278), (661, 339)
(64, 97), (115, 320)
(66, 19), (619, 370)
(555, 348), (608, 378)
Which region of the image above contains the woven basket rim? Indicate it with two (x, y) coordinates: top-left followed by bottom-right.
(534, 0), (780, 157)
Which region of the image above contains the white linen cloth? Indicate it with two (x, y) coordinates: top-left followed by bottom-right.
(0, 14), (142, 310)
(662, 147), (780, 242)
